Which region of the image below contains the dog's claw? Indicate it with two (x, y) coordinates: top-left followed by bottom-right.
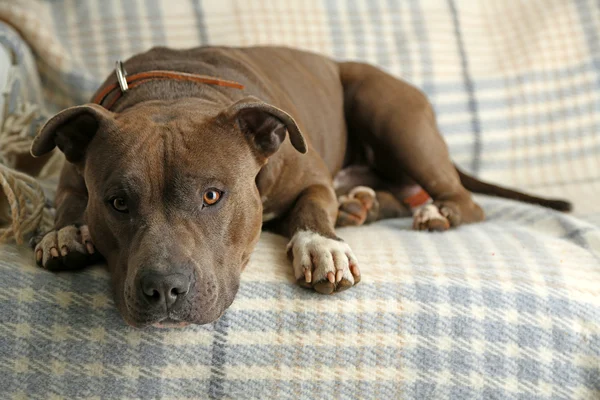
(350, 264), (361, 284)
(80, 225), (95, 254)
(336, 270), (343, 283)
(304, 269), (312, 283)
(327, 272), (335, 283)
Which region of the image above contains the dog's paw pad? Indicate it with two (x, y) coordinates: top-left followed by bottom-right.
(336, 186), (379, 227)
(34, 225), (96, 270)
(412, 204), (450, 231)
(286, 230), (360, 294)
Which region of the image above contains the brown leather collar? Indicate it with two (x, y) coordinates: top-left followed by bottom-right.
(92, 63), (245, 110)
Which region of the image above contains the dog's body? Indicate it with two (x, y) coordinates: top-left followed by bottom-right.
(30, 46), (570, 327)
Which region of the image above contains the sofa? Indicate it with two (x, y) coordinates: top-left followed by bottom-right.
(0, 1), (598, 398)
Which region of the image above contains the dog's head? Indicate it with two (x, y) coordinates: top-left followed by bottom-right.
(31, 97), (306, 327)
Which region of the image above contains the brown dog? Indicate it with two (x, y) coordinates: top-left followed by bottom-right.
(30, 46), (570, 327)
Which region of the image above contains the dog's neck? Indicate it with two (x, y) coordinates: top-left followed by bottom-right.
(94, 66), (246, 111)
(111, 81), (241, 114)
(103, 78), (244, 114)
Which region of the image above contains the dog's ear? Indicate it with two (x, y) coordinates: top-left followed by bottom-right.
(31, 104), (114, 163)
(224, 97), (307, 157)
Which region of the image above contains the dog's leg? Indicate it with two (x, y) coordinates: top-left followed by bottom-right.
(333, 165), (411, 227)
(340, 62), (484, 230)
(32, 164), (99, 270)
(281, 184), (361, 294)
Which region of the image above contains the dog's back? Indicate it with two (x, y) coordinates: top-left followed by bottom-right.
(98, 46), (350, 174)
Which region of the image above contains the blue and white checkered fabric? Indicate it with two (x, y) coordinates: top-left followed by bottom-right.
(0, 1), (599, 399)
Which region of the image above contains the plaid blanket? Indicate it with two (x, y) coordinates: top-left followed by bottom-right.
(0, 1), (599, 399)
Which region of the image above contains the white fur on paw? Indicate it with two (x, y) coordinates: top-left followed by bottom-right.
(412, 204), (450, 231)
(286, 230), (358, 285)
(338, 186), (376, 205)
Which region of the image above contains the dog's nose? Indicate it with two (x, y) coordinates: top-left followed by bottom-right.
(140, 273), (191, 307)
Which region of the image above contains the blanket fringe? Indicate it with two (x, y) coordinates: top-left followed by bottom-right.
(0, 102), (55, 245)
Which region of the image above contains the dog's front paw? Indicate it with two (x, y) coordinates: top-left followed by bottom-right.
(33, 225), (97, 270)
(286, 230), (360, 294)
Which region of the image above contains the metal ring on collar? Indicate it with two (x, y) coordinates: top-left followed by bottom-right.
(115, 60), (128, 93)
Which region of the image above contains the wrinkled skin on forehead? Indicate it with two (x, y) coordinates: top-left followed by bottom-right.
(83, 99), (264, 326)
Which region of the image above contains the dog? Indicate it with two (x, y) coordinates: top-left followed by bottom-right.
(30, 46), (571, 327)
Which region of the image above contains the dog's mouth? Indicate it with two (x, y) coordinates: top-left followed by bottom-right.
(152, 317), (190, 328)
(123, 298), (222, 328)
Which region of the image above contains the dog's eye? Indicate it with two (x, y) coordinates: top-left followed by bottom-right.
(111, 197), (129, 213)
(202, 189), (222, 206)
